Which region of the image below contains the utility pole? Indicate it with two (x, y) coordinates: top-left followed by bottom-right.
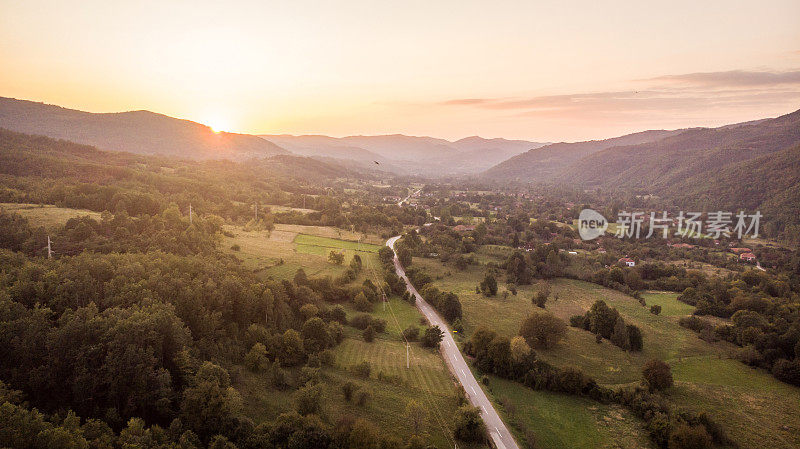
(406, 342), (410, 369)
(189, 204), (193, 225)
(47, 236), (52, 259)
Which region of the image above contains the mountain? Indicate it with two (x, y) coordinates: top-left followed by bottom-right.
(481, 129), (683, 181)
(561, 108), (800, 191)
(0, 97), (289, 160)
(260, 134), (547, 175)
(665, 143), (800, 234)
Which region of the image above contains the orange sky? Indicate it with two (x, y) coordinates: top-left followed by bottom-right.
(1, 0), (799, 141)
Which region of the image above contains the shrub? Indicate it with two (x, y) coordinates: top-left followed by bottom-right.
(353, 361), (371, 378)
(230, 244), (241, 251)
(350, 313), (373, 330)
(362, 325), (376, 343)
(642, 359), (673, 391)
(402, 326), (420, 341)
(354, 292), (372, 312)
(772, 358), (800, 386)
(342, 381), (356, 402)
(295, 383), (323, 415)
(355, 389), (372, 406)
(668, 423), (712, 449)
(650, 305), (661, 315)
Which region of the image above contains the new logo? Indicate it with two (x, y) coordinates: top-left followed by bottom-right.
(578, 209), (607, 240)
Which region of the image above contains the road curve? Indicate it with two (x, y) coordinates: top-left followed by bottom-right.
(387, 235), (519, 449)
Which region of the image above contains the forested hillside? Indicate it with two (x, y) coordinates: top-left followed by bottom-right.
(0, 97), (289, 160)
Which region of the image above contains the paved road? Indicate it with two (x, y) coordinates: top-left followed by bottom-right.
(387, 235), (519, 449)
(397, 188), (422, 207)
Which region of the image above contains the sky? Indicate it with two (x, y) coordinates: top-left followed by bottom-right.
(1, 0), (799, 141)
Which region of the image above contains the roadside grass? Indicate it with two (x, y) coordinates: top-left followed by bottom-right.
(416, 253), (800, 448)
(0, 202), (101, 229)
(485, 375), (654, 449)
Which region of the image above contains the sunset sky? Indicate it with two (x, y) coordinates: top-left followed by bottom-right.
(2, 0), (799, 141)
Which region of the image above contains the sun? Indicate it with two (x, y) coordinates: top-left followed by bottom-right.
(205, 116), (231, 134)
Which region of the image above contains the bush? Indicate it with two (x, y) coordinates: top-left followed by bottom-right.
(668, 423), (712, 449)
(362, 325), (376, 342)
(355, 389), (372, 406)
(350, 314), (373, 330)
(353, 361), (371, 378)
(295, 383), (323, 415)
(569, 315), (585, 328)
(772, 358), (800, 386)
(642, 359), (673, 391)
(230, 244), (241, 251)
(402, 326), (420, 341)
(650, 305), (661, 315)
(342, 381), (356, 402)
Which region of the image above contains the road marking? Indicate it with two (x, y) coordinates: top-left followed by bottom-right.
(471, 386), (476, 394)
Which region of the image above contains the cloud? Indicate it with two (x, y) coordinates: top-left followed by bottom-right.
(436, 69), (800, 124)
(644, 69), (800, 88)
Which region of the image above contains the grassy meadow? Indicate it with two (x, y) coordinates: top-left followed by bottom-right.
(0, 202), (101, 229)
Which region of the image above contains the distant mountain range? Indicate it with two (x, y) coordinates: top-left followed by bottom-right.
(261, 134), (548, 175)
(482, 108), (800, 189)
(0, 97), (289, 160)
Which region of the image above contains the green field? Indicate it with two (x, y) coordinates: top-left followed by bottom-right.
(486, 376), (653, 449)
(222, 224), (384, 280)
(1, 202), (101, 228)
(415, 253), (800, 449)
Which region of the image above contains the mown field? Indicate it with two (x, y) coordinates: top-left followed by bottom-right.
(0, 202), (101, 228)
(413, 251), (800, 449)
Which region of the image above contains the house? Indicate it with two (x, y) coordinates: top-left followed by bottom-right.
(452, 225), (476, 233)
(731, 247), (752, 254)
(669, 242), (696, 249)
(618, 257), (635, 267)
(740, 252), (756, 262)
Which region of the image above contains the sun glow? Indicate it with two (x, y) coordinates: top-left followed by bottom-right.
(206, 117), (231, 134)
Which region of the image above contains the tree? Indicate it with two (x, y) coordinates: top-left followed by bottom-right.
(280, 329), (306, 366)
(421, 326), (445, 348)
(405, 400), (427, 435)
(301, 317), (330, 353)
(295, 383), (323, 415)
(627, 324), (643, 351)
(642, 359), (673, 391)
(533, 291), (548, 308)
(397, 247), (412, 267)
(610, 317), (631, 351)
(453, 405), (486, 443)
(350, 254), (363, 273)
(328, 251), (344, 265)
(586, 300), (619, 339)
(479, 273), (498, 296)
(354, 292), (372, 312)
(244, 343), (267, 372)
(519, 313), (566, 349)
(180, 362), (242, 441)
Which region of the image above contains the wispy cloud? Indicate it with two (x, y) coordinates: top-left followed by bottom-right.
(436, 69), (800, 123)
(644, 69), (800, 88)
